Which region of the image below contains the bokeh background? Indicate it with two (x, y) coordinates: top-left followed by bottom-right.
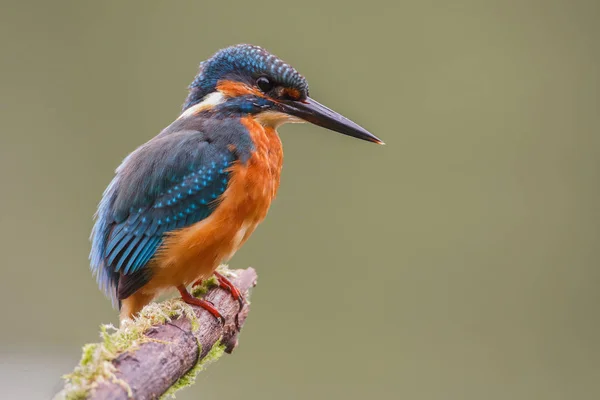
(1, 0), (599, 399)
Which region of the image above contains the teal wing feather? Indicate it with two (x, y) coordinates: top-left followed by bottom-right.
(90, 124), (254, 305)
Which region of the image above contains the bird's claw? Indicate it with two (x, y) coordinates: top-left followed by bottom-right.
(214, 271), (245, 312)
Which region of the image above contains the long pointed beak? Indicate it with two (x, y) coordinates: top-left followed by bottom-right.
(278, 97), (384, 145)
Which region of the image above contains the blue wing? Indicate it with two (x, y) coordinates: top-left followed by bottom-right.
(104, 153), (232, 275)
(90, 123), (253, 306)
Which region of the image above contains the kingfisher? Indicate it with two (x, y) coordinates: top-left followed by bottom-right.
(90, 44), (383, 323)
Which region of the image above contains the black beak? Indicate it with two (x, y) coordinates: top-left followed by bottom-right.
(278, 97), (384, 145)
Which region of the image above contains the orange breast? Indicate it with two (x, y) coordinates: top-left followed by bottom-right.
(143, 117), (283, 293)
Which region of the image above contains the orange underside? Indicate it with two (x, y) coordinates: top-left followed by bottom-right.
(120, 117), (283, 320)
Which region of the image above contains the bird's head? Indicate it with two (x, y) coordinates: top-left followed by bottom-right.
(182, 44), (383, 144)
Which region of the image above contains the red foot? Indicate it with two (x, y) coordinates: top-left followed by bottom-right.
(214, 271), (245, 311)
(192, 278), (204, 288)
(193, 273), (245, 311)
(177, 285), (224, 325)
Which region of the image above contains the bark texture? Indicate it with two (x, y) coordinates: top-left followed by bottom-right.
(62, 267), (257, 400)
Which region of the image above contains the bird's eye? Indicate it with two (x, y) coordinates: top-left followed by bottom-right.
(256, 76), (273, 92)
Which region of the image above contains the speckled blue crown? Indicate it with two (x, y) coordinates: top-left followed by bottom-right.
(184, 44), (308, 110)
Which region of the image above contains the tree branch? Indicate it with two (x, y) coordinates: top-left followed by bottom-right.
(56, 266), (258, 400)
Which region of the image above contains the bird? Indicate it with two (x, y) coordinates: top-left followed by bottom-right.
(89, 44), (383, 323)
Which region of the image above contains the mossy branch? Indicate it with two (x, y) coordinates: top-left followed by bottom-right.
(55, 266), (258, 400)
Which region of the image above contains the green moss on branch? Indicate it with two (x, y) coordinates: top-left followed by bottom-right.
(55, 267), (247, 400)
(160, 340), (226, 399)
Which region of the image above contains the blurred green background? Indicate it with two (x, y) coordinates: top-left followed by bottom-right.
(1, 0), (599, 399)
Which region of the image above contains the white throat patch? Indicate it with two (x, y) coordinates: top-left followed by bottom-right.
(254, 111), (305, 128)
(178, 92), (226, 119)
(178, 93), (305, 129)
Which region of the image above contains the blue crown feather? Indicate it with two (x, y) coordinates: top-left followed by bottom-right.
(184, 44), (308, 110)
